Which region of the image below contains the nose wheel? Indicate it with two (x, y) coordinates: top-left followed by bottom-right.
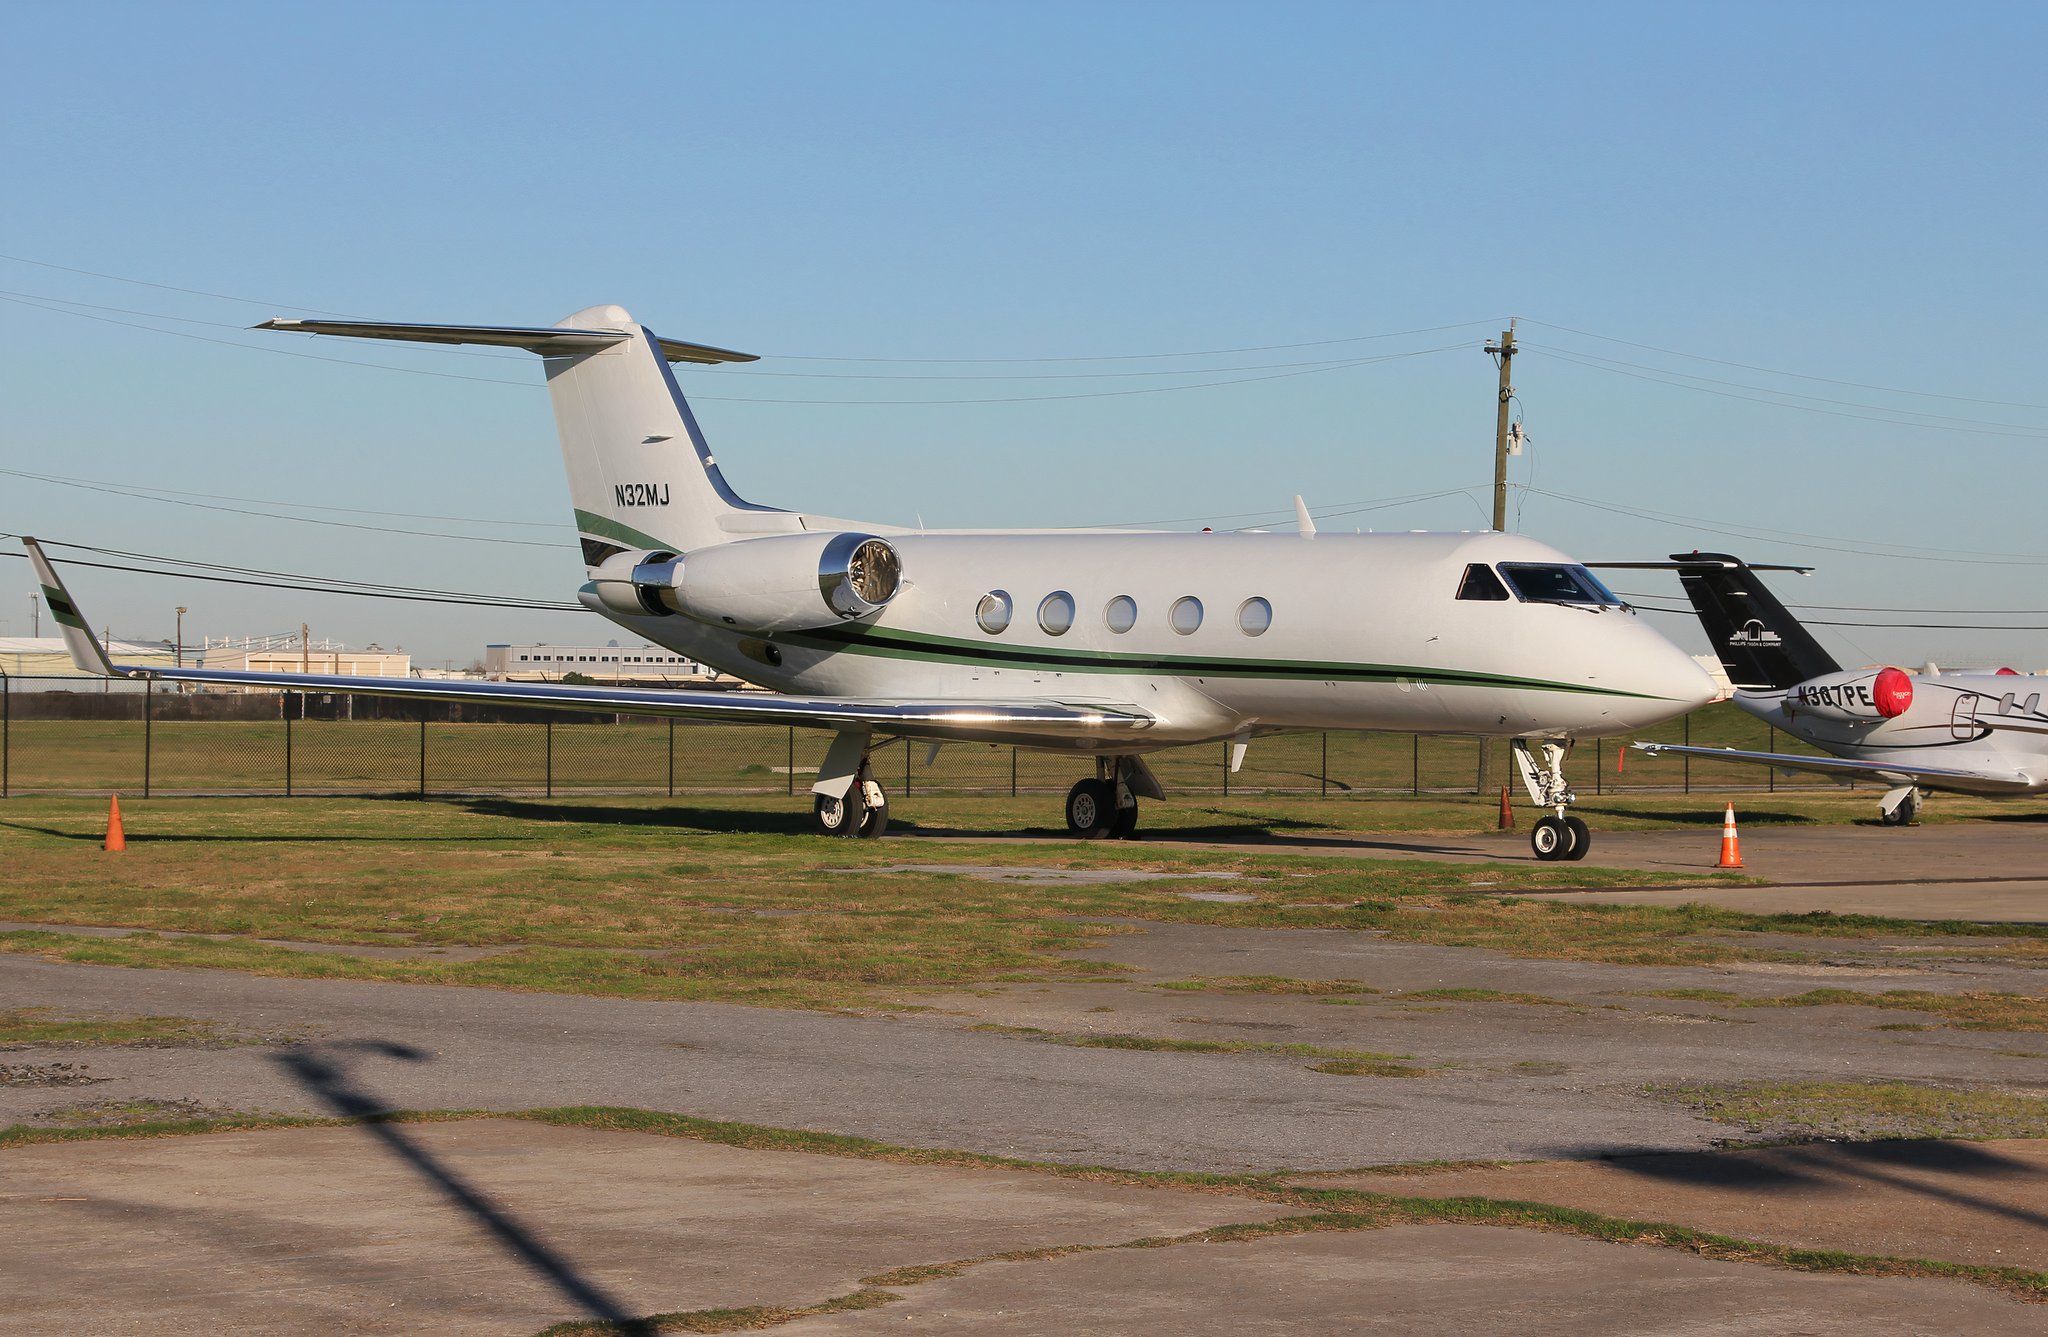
(1513, 740), (1590, 862)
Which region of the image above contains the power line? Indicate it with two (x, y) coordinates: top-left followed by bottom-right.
(2, 466), (570, 548)
(1524, 488), (2048, 566)
(1521, 318), (2048, 412)
(0, 465), (567, 530)
(1522, 342), (2045, 435)
(1522, 345), (2048, 441)
(767, 320), (1502, 364)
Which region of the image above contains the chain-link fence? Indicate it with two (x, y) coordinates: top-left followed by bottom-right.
(0, 675), (1851, 799)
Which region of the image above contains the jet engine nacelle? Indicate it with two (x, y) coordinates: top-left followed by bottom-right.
(590, 533), (902, 633)
(1785, 666), (1913, 722)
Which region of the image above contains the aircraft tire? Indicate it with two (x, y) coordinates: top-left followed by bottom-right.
(1562, 816), (1591, 860)
(813, 790), (864, 837)
(1066, 779), (1116, 839)
(1530, 815), (1571, 861)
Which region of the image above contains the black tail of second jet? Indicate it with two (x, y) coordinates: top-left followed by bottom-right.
(1669, 552), (1839, 691)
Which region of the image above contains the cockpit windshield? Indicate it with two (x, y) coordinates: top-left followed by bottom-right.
(1498, 563), (1625, 607)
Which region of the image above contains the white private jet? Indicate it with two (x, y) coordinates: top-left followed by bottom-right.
(24, 304), (1715, 857)
(1633, 553), (2048, 823)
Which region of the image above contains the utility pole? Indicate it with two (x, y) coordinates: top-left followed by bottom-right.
(1477, 320), (1518, 797)
(1486, 319), (1518, 533)
(28, 594), (38, 638)
(301, 622), (311, 676)
(174, 607), (187, 669)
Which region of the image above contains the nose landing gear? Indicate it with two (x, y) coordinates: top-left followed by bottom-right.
(1512, 738), (1589, 861)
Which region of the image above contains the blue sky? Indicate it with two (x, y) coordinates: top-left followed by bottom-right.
(4, 2), (2045, 667)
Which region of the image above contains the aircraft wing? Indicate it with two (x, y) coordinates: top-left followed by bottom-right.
(21, 538), (1151, 740)
(1630, 741), (2022, 788)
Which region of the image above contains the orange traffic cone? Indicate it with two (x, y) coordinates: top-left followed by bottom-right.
(1497, 784), (1514, 830)
(103, 794), (126, 853)
(1716, 802), (1743, 869)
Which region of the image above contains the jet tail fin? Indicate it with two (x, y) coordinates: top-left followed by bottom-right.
(1667, 552), (1839, 690)
(22, 538), (121, 677)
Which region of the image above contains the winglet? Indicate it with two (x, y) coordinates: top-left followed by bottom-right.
(21, 538), (120, 676)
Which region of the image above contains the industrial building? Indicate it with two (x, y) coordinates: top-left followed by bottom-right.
(483, 642), (728, 687)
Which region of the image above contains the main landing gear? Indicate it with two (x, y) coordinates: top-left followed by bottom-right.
(1512, 738), (1590, 862)
(1878, 786), (1922, 827)
(1065, 756), (1151, 840)
(812, 761), (889, 838)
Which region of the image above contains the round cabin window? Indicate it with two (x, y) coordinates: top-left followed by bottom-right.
(975, 590), (1013, 635)
(1237, 596), (1272, 636)
(1038, 591), (1076, 636)
(1170, 596), (1204, 636)
(1104, 595), (1138, 633)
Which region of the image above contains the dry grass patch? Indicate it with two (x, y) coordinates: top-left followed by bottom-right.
(1653, 1080), (2048, 1141)
(967, 1024), (1425, 1076)
(0, 1007), (262, 1049)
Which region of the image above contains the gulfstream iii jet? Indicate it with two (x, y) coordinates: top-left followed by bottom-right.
(1634, 553), (2048, 823)
(24, 304), (1715, 857)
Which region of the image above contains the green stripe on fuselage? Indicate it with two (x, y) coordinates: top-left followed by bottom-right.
(777, 623), (1667, 699)
(574, 509), (674, 554)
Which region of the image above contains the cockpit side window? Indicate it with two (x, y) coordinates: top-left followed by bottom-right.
(1455, 563), (1511, 601)
(1498, 563), (1624, 607)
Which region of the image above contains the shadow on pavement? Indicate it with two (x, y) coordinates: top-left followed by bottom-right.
(272, 1039), (653, 1335)
(1597, 1140), (2048, 1234)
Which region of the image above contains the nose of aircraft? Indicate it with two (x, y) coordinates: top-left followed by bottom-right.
(1622, 627), (1719, 727)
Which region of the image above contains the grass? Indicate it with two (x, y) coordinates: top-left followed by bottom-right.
(1155, 975), (1379, 996)
(1391, 988), (1574, 1007)
(1640, 988), (2048, 1032)
(5, 1103), (2043, 1314)
(0, 795), (2043, 1010)
(1653, 1080), (2048, 1140)
(0, 1006), (248, 1048)
(1741, 989), (2048, 1033)
(968, 1024), (1426, 1076)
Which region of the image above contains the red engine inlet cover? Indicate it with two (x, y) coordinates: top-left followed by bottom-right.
(1873, 666), (1913, 718)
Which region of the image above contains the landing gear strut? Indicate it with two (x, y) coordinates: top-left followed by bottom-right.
(1878, 786), (1922, 827)
(1066, 756), (1147, 840)
(1512, 739), (1589, 862)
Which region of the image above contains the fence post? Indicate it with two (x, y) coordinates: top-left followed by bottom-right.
(1221, 742), (1230, 796)
(1683, 714), (1691, 793)
(1768, 724), (1776, 793)
(1595, 738), (1603, 796)
(904, 738), (912, 795)
(2, 673), (10, 798)
(545, 720), (553, 798)
(667, 719), (675, 797)
(284, 703), (293, 797)
(418, 710), (428, 796)
(1411, 735), (1420, 796)
(143, 679), (153, 799)
(1319, 732), (1328, 798)
(787, 727), (795, 797)
(1010, 747), (1018, 798)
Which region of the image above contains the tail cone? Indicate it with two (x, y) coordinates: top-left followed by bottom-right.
(1716, 803), (1742, 869)
(104, 794), (126, 853)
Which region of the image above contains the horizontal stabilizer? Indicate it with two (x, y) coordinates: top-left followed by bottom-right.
(256, 318), (758, 365)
